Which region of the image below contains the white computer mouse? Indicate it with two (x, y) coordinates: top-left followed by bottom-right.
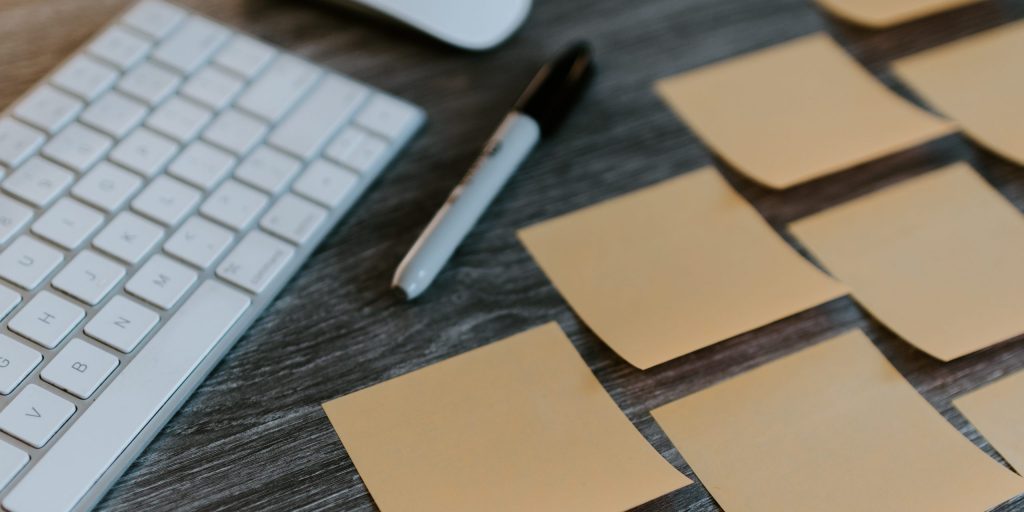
(328, 0), (532, 51)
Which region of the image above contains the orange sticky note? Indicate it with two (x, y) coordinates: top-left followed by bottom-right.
(790, 163), (1024, 361)
(519, 167), (846, 369)
(652, 330), (1024, 512)
(893, 20), (1024, 166)
(955, 371), (1024, 474)
(322, 323), (690, 512)
(655, 34), (954, 189)
(815, 0), (983, 28)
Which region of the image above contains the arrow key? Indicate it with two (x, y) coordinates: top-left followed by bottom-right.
(0, 384), (76, 448)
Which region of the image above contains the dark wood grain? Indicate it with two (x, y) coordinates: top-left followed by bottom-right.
(3, 0), (1024, 510)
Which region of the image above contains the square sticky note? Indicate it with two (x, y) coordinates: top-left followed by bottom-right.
(893, 21), (1024, 166)
(518, 167), (846, 370)
(655, 33), (954, 189)
(322, 323), (690, 512)
(790, 163), (1024, 361)
(955, 371), (1024, 474)
(815, 0), (983, 28)
(652, 330), (1024, 512)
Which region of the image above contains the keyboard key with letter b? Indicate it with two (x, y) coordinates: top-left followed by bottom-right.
(41, 338), (120, 399)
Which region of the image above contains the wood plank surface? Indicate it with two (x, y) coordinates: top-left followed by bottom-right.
(2, 0), (1024, 510)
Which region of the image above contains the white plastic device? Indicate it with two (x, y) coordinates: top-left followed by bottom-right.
(333, 0), (532, 51)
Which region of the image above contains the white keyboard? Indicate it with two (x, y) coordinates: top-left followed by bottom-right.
(0, 1), (424, 510)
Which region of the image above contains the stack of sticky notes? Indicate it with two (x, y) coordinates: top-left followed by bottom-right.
(518, 162), (1024, 367)
(320, 12), (1024, 512)
(322, 323), (1024, 511)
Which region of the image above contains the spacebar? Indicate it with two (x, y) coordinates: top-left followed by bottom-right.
(3, 281), (250, 512)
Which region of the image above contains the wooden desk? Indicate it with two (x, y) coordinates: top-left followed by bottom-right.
(3, 0), (1024, 510)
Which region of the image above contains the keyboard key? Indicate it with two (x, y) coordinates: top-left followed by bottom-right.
(121, 0), (187, 39)
(0, 194), (33, 245)
(0, 285), (20, 321)
(200, 180), (268, 231)
(71, 161), (143, 213)
(93, 211), (164, 265)
(117, 62), (181, 107)
(293, 159), (358, 208)
(236, 54), (321, 122)
(234, 146), (301, 195)
(41, 339), (119, 399)
(167, 140), (235, 190)
(1, 157), (74, 208)
(217, 230), (294, 294)
(8, 291), (84, 349)
(41, 123), (113, 173)
(2, 281), (249, 512)
(0, 385), (76, 448)
(0, 236), (63, 291)
(203, 108), (268, 155)
(31, 198), (104, 251)
(50, 55), (119, 102)
(87, 25), (151, 69)
(0, 440), (29, 488)
(0, 335), (40, 395)
(0, 118), (45, 169)
(152, 16), (229, 75)
(180, 66), (244, 111)
(324, 125), (367, 165)
(146, 96), (212, 142)
(126, 253), (197, 309)
(51, 250), (126, 306)
(164, 215), (233, 269)
(268, 75), (368, 161)
(356, 94), (421, 139)
(108, 127), (179, 178)
(80, 91), (147, 139)
(214, 34), (275, 79)
(333, 130), (389, 174)
(132, 175), (201, 226)
(260, 194), (327, 245)
(13, 85), (83, 135)
(85, 295), (160, 353)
